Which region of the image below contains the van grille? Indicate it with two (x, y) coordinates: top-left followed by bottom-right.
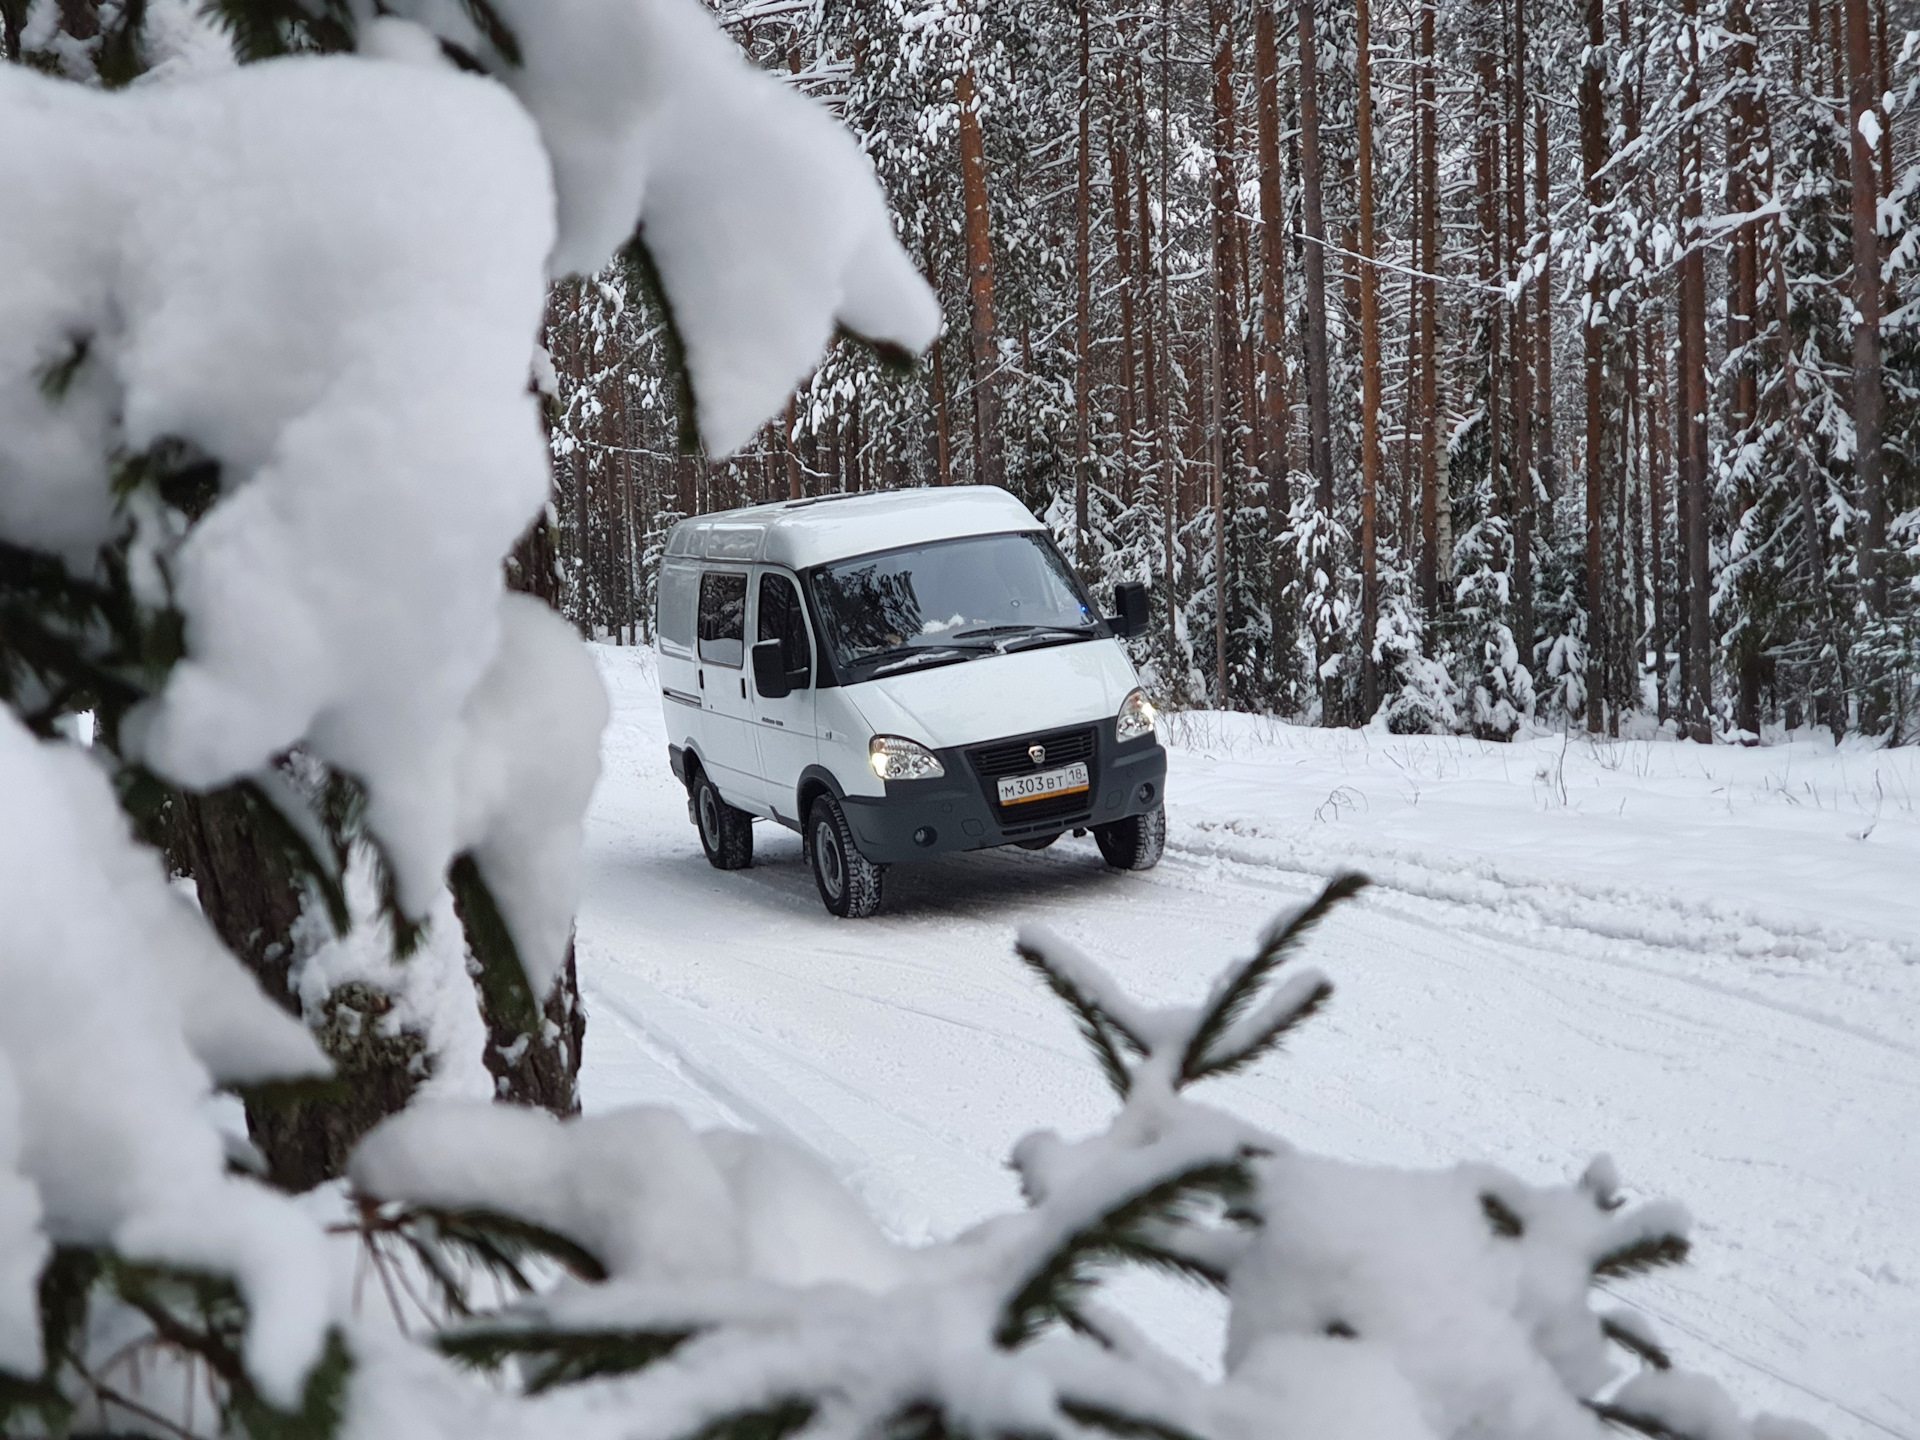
(968, 725), (1099, 836)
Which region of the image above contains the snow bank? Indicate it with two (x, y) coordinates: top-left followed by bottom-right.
(1162, 714), (1920, 979)
(0, 711), (330, 1402)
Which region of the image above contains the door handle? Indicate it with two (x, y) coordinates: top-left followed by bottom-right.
(740, 677), (746, 699)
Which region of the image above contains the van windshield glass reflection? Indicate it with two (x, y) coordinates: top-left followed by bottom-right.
(808, 531), (1095, 677)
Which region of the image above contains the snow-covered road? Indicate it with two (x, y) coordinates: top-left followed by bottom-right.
(576, 646), (1920, 1440)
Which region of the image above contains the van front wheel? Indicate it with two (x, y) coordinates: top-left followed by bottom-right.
(695, 772), (754, 870)
(1093, 803), (1165, 871)
(807, 795), (884, 918)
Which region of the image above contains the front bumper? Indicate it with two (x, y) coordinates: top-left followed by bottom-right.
(841, 726), (1167, 865)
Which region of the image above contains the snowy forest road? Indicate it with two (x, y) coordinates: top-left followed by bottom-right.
(576, 648), (1920, 1440)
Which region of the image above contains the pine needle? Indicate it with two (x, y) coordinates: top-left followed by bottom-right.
(1179, 873), (1367, 1085)
(1016, 938), (1137, 1099)
(994, 1159), (1249, 1347)
(1601, 1317), (1673, 1371)
(1479, 1193), (1526, 1239)
(1182, 976), (1333, 1083)
(412, 1206), (610, 1288)
(459, 0), (523, 67)
(439, 1325), (694, 1393)
(1586, 1400), (1695, 1440)
(1592, 1233), (1691, 1281)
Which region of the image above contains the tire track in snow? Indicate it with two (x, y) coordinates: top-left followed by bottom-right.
(1171, 820), (1919, 968)
(1165, 825), (1920, 1062)
(1603, 1285), (1917, 1440)
(583, 963), (1027, 1242)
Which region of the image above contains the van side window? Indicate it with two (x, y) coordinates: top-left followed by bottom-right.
(757, 573), (811, 683)
(656, 562), (699, 657)
(697, 571), (748, 666)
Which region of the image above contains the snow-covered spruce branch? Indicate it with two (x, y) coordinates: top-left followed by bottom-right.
(283, 875), (1790, 1440)
(1, 0), (939, 1432)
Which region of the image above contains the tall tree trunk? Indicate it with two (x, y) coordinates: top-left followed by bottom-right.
(1616, 0), (1643, 725)
(1211, 249), (1228, 705)
(1508, 0), (1535, 667)
(1158, 0), (1179, 658)
(1356, 0), (1382, 716)
(1580, 0), (1609, 732)
(1110, 81), (1140, 507)
(1209, 0), (1245, 704)
(1417, 0), (1441, 619)
(1252, 0), (1289, 704)
(1254, 0), (1289, 515)
(1729, 0), (1764, 739)
(1134, 57), (1162, 500)
(1533, 97), (1557, 524)
(922, 219), (954, 489)
(955, 44), (1003, 490)
(1475, 14), (1504, 526)
(1299, 0), (1333, 512)
(1647, 303), (1670, 723)
(785, 396), (805, 499)
(1844, 0), (1887, 617)
(168, 786), (419, 1195)
(1074, 0), (1093, 562)
(1680, 0), (1712, 740)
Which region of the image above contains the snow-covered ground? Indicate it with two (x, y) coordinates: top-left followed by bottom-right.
(576, 645), (1920, 1440)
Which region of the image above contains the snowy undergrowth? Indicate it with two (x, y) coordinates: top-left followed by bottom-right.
(1161, 711), (1920, 981)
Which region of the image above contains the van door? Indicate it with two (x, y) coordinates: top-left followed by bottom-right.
(749, 569), (819, 824)
(695, 568), (763, 809)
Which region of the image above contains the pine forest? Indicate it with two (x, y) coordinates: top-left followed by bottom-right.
(547, 0), (1920, 742)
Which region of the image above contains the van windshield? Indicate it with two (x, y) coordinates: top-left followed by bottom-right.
(808, 531), (1097, 679)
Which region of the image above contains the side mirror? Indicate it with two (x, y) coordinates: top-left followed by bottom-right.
(1108, 581), (1150, 640)
(751, 639), (791, 699)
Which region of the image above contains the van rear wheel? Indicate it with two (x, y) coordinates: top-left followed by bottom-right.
(1093, 803), (1165, 871)
(694, 772), (753, 870)
(807, 795), (884, 918)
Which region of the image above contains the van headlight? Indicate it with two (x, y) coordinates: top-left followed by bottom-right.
(1116, 688), (1157, 744)
(870, 734), (946, 780)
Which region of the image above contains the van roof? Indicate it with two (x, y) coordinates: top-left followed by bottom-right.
(662, 486), (1046, 571)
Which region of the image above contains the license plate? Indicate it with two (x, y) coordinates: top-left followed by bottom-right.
(997, 762), (1090, 806)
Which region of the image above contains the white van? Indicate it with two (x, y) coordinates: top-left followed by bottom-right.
(655, 486), (1167, 916)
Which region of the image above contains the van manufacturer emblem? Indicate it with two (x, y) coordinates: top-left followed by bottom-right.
(1028, 744), (1047, 765)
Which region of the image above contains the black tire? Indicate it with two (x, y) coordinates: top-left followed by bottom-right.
(694, 771), (753, 870)
(1093, 803), (1165, 871)
(806, 795), (884, 917)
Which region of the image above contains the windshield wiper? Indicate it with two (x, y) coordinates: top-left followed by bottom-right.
(951, 623), (1095, 641)
(998, 629), (1095, 653)
(866, 645), (989, 677)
